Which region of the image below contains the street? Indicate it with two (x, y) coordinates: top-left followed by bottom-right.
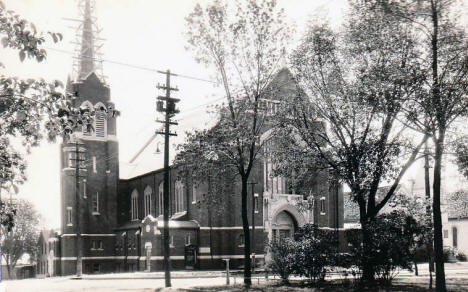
(3, 262), (468, 292)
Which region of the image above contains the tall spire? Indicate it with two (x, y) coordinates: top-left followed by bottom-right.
(72, 0), (105, 82)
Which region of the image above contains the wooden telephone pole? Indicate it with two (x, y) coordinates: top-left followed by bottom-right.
(156, 70), (179, 288)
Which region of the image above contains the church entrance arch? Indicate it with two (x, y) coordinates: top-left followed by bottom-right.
(272, 210), (297, 241)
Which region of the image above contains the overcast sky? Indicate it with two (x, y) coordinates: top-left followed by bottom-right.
(3, 0), (467, 229)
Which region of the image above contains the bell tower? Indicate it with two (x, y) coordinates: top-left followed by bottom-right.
(60, 0), (119, 275)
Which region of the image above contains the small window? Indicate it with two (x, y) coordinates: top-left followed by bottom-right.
(185, 234), (191, 246)
(92, 263), (100, 273)
(131, 190), (139, 220)
(239, 234), (245, 247)
(68, 153), (75, 168)
(92, 192), (99, 214)
(158, 182), (164, 216)
(91, 240), (103, 250)
(254, 194), (259, 213)
(320, 197), (326, 214)
(170, 235), (174, 248)
(67, 207), (73, 226)
(83, 179), (87, 198)
(443, 230), (448, 238)
(453, 227), (458, 248)
(192, 184), (197, 204)
(92, 156), (97, 173)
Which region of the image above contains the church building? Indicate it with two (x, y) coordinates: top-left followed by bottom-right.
(37, 0), (344, 276)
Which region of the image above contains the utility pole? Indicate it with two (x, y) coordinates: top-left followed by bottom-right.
(70, 139), (86, 277)
(247, 181), (257, 274)
(424, 143), (434, 289)
(156, 70), (179, 288)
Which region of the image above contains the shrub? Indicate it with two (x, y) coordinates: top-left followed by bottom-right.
(293, 224), (338, 284)
(456, 251), (467, 262)
(345, 211), (423, 285)
(266, 237), (297, 283)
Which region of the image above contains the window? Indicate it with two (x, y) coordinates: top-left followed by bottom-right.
(239, 234), (245, 247)
(91, 240), (103, 250)
(175, 180), (185, 213)
(170, 235), (174, 248)
(68, 153), (75, 168)
(92, 156), (97, 173)
(320, 197), (326, 215)
(158, 182), (164, 216)
(92, 192), (99, 214)
(95, 111), (106, 137)
(192, 184), (197, 204)
(144, 186), (152, 216)
(443, 229), (448, 238)
(185, 234), (191, 246)
(92, 263), (100, 273)
(453, 227), (458, 248)
(66, 207), (72, 226)
(83, 179), (87, 198)
(81, 101), (93, 136)
(254, 194), (259, 213)
(131, 190), (139, 220)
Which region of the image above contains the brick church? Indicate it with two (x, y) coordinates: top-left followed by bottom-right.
(37, 0), (344, 276)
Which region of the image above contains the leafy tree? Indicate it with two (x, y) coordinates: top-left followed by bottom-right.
(373, 1), (468, 290)
(274, 1), (427, 283)
(174, 129), (237, 262)
(185, 0), (290, 285)
(445, 190), (468, 219)
(0, 199), (40, 279)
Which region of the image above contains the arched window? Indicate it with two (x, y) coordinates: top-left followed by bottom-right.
(144, 186), (152, 216)
(131, 189), (138, 220)
(94, 102), (107, 138)
(158, 182), (164, 216)
(80, 101), (94, 136)
(175, 180), (185, 213)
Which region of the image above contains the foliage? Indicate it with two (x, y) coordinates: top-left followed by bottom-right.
(376, 1), (468, 290)
(445, 190), (468, 219)
(266, 238), (296, 283)
(0, 2), (118, 230)
(272, 0), (428, 282)
(0, 199), (40, 278)
(293, 224), (337, 284)
(346, 211), (424, 286)
(185, 0), (290, 285)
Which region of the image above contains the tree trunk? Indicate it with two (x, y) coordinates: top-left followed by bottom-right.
(360, 220), (375, 284)
(433, 131), (446, 292)
(241, 176), (252, 287)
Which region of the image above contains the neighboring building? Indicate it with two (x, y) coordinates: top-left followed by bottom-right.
(43, 0), (344, 276)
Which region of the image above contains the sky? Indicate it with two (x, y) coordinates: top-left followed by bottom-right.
(2, 0), (350, 229)
(2, 0), (467, 230)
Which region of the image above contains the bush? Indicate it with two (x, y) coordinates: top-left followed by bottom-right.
(456, 251), (467, 262)
(293, 224), (338, 283)
(267, 237), (296, 283)
(344, 211), (423, 285)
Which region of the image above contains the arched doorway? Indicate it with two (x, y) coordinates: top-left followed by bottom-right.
(272, 211), (297, 241)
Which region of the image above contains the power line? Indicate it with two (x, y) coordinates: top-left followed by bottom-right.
(44, 47), (217, 84)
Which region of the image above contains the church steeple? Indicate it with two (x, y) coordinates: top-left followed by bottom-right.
(73, 0), (104, 82)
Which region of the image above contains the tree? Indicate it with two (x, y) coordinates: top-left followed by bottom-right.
(274, 1), (428, 283)
(445, 190), (468, 219)
(373, 1), (468, 290)
(175, 129), (237, 262)
(0, 199), (40, 279)
(185, 0), (290, 285)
